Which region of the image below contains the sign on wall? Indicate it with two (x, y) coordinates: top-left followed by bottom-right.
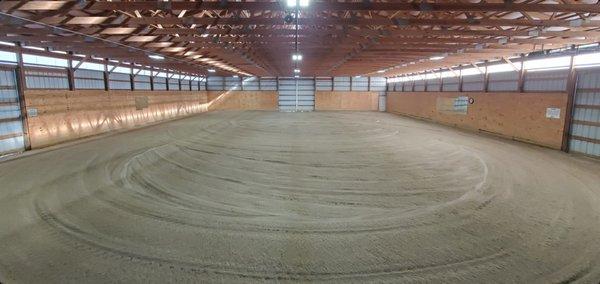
(436, 96), (469, 115)
(545, 107), (561, 119)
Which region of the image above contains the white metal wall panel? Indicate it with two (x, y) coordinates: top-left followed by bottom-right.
(278, 78), (315, 112)
(333, 77), (351, 91)
(25, 69), (68, 89)
(180, 79), (191, 91)
(108, 72), (131, 90)
(351, 77), (369, 91)
(524, 69), (568, 92)
(378, 93), (386, 112)
(153, 77), (167, 90)
(225, 77), (241, 90)
(462, 74), (485, 92)
(259, 77), (277, 90)
(242, 77), (259, 91)
(386, 82), (394, 91)
(426, 78), (441, 91)
(414, 80), (426, 91)
(442, 77), (460, 91)
(168, 78), (180, 90)
(488, 71), (519, 92)
(74, 69), (104, 89)
(207, 76), (224, 91)
(278, 78), (296, 112)
(569, 69), (600, 157)
(316, 77), (333, 91)
(370, 77), (387, 91)
(0, 69), (24, 155)
(133, 75), (151, 90)
(198, 79), (206, 91)
(191, 80), (200, 91)
(403, 82), (413, 92)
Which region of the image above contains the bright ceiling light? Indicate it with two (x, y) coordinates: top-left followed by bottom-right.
(294, 68), (300, 73)
(377, 69), (385, 73)
(207, 69), (216, 73)
(294, 75), (300, 78)
(429, 55), (445, 61)
(292, 54), (303, 61)
(148, 54), (165, 60)
(232, 75), (239, 78)
(287, 0), (309, 7)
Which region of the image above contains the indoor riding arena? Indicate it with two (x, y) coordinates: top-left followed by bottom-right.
(0, 1), (599, 283)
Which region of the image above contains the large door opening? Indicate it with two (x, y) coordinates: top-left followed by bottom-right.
(278, 77), (315, 112)
(0, 67), (25, 155)
(569, 68), (600, 157)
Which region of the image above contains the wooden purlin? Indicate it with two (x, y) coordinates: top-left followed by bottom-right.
(0, 1), (599, 76)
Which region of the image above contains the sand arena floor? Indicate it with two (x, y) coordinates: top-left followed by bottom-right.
(0, 111), (599, 283)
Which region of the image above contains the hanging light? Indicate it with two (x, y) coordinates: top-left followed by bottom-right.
(148, 54), (164, 60)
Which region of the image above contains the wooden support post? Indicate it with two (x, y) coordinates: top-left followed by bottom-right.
(165, 72), (170, 90)
(331, 76), (334, 91)
(484, 60), (490, 92)
(562, 54), (578, 152)
(129, 63), (135, 91)
(518, 54), (526, 92)
(66, 51), (75, 91)
(103, 59), (109, 91)
(14, 43), (31, 150)
(458, 66), (464, 92)
(149, 68), (154, 91)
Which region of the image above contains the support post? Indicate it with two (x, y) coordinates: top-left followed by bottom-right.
(562, 54), (577, 152)
(518, 54), (526, 92)
(149, 68), (154, 91)
(66, 51), (75, 91)
(484, 60), (490, 92)
(14, 43), (31, 150)
(458, 66), (464, 92)
(129, 63), (135, 91)
(165, 72), (170, 90)
(103, 59), (109, 91)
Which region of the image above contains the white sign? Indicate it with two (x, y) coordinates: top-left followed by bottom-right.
(27, 108), (38, 117)
(546, 107), (561, 119)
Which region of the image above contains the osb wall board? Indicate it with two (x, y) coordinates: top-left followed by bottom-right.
(206, 91), (278, 110)
(315, 91), (379, 111)
(24, 90), (210, 149)
(386, 92), (568, 149)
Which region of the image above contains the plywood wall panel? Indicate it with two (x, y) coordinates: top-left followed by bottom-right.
(24, 90), (210, 148)
(386, 92), (568, 149)
(207, 91), (278, 110)
(315, 91), (379, 111)
(23, 90), (278, 149)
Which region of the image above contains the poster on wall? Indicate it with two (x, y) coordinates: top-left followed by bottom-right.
(545, 108), (561, 119)
(436, 96), (469, 115)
